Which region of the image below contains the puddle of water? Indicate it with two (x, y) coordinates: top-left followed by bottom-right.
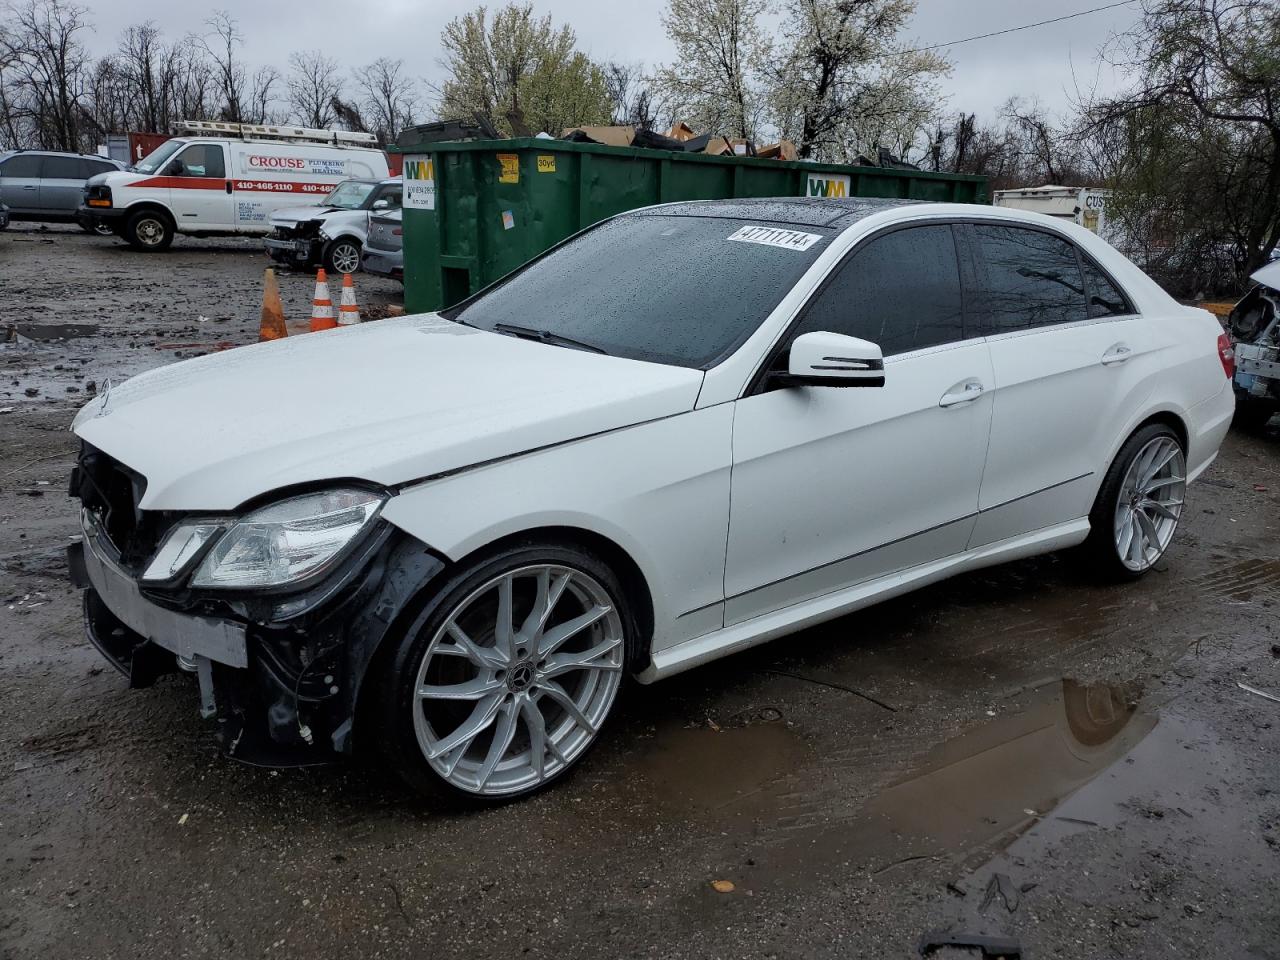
(632, 680), (1158, 884)
(843, 679), (1155, 872)
(3, 322), (98, 343)
(633, 717), (805, 818)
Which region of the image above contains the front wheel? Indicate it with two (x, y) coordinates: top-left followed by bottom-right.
(82, 220), (115, 237)
(376, 542), (632, 801)
(323, 237), (361, 275)
(123, 209), (173, 251)
(1082, 424), (1187, 581)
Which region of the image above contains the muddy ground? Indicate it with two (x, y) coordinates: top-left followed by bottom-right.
(1, 225), (1278, 960)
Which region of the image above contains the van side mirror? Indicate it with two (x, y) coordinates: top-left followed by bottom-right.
(780, 331), (885, 388)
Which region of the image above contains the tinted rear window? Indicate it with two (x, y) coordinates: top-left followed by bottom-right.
(447, 215), (832, 368)
(974, 225), (1088, 332)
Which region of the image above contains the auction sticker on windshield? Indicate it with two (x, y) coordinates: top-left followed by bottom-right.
(726, 225), (822, 251)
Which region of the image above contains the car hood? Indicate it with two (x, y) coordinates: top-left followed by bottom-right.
(1250, 260), (1280, 292)
(73, 315), (704, 511)
(270, 204), (339, 227)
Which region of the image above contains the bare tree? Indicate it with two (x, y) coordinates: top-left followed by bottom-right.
(194, 10), (247, 122)
(0, 0), (95, 151)
(1086, 0), (1280, 286)
(604, 61), (662, 129)
(287, 50), (343, 128)
(354, 56), (419, 144)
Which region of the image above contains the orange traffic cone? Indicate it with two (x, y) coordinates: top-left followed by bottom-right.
(337, 273), (361, 325)
(309, 269), (336, 332)
(258, 268), (288, 341)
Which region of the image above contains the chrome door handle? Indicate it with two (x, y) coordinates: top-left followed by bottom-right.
(1101, 343), (1132, 365)
(939, 380), (985, 407)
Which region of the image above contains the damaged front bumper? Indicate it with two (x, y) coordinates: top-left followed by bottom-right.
(263, 234), (319, 265)
(69, 511), (446, 768)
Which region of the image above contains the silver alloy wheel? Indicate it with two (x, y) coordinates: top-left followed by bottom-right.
(330, 241), (360, 275)
(92, 221), (114, 236)
(135, 217), (165, 247)
(1113, 435), (1186, 572)
(411, 564), (625, 796)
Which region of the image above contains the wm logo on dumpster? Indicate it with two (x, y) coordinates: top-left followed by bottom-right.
(404, 158), (434, 181)
(806, 172), (851, 198)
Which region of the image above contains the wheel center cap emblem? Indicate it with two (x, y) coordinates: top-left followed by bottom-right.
(508, 662), (536, 691)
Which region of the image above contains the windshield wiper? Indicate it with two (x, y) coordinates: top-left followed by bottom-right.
(492, 322), (605, 354)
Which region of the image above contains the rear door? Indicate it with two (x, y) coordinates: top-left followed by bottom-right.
(724, 223), (995, 624)
(167, 143), (234, 230)
(966, 222), (1151, 546)
(0, 153), (44, 213)
(37, 155), (89, 215)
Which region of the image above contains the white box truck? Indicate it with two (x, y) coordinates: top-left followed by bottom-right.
(993, 185), (1114, 242)
(78, 120), (389, 251)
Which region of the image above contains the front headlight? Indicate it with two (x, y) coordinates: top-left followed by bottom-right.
(190, 488), (384, 589)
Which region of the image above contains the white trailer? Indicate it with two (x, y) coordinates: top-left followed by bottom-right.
(993, 185), (1113, 242)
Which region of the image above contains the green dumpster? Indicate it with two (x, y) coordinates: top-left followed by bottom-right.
(392, 137), (989, 314)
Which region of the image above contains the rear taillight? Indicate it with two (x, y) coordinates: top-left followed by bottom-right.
(1217, 332), (1235, 379)
(392, 228), (402, 236)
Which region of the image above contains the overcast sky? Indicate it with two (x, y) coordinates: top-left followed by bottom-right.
(82, 0), (1143, 121)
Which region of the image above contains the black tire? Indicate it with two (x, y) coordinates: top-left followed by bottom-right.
(1081, 423), (1185, 582)
(1233, 392), (1277, 432)
(374, 539), (637, 803)
(123, 209), (173, 251)
(323, 237), (361, 276)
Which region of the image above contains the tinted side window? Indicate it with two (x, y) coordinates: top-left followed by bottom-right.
(974, 225), (1088, 332)
(790, 224), (964, 356)
(1081, 258), (1131, 318)
(0, 154), (43, 178)
(85, 159), (116, 176)
(43, 155), (84, 179)
(174, 144), (225, 178)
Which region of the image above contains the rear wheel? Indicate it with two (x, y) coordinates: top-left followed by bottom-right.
(123, 209), (173, 251)
(323, 237), (361, 275)
(377, 542), (632, 802)
(1083, 424), (1187, 581)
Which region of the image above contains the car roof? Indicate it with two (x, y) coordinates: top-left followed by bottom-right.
(2, 149), (122, 162)
(634, 196), (925, 229)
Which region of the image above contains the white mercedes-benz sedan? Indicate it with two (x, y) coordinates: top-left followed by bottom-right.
(67, 198), (1235, 799)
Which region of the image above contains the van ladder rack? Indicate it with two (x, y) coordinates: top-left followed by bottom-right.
(176, 120), (378, 147)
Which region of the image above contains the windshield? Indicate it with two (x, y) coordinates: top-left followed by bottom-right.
(446, 214), (832, 368)
(133, 140), (184, 174)
(322, 181), (377, 209)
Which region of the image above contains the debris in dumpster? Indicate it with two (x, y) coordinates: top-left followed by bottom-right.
(560, 125), (636, 147)
(1237, 681), (1280, 704)
(918, 931), (1022, 958)
(259, 268), (289, 342)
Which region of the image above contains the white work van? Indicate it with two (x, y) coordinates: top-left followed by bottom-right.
(78, 121), (389, 251)
(992, 185), (1116, 244)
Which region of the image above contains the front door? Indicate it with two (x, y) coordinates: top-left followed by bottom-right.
(963, 223), (1154, 547)
(167, 143), (234, 230)
(724, 223), (994, 625)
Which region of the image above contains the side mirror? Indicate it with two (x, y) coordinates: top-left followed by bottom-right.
(782, 331), (885, 388)
(371, 198), (390, 211)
